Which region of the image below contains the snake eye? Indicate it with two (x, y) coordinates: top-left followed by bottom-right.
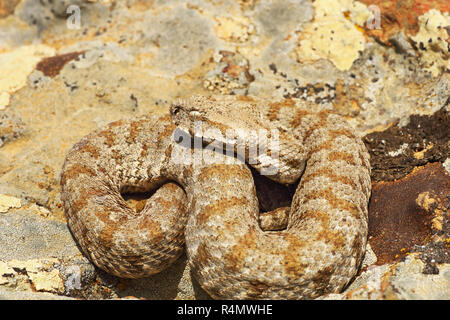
(172, 106), (180, 116)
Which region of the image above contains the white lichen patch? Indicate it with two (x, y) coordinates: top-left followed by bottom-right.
(443, 158), (450, 174)
(323, 254), (450, 299)
(0, 194), (21, 213)
(411, 9), (450, 77)
(0, 44), (55, 109)
(213, 16), (255, 42)
(388, 143), (409, 157)
(295, 0), (371, 71)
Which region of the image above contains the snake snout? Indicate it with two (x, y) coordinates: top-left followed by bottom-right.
(189, 110), (201, 121)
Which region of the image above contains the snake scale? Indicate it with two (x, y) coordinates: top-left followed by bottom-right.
(60, 95), (371, 299)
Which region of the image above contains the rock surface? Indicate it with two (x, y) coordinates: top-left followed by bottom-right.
(0, 0), (448, 299)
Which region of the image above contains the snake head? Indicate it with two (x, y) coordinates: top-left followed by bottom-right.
(170, 95), (264, 137)
(170, 97), (204, 136)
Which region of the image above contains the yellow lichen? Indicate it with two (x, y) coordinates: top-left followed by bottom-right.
(411, 9), (450, 77)
(295, 0), (371, 71)
(29, 269), (64, 292)
(0, 194), (21, 213)
(0, 44), (55, 110)
(213, 16), (254, 42)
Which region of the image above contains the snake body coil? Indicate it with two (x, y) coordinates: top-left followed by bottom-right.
(61, 95), (371, 299)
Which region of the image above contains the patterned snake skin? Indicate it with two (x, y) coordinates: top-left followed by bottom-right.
(60, 95), (371, 299)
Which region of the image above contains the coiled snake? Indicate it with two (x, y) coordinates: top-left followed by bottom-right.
(60, 95), (371, 299)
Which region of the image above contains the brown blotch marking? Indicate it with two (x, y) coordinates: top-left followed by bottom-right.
(148, 196), (175, 216)
(328, 128), (356, 140)
(98, 224), (116, 250)
(77, 142), (100, 159)
(300, 209), (346, 249)
(290, 109), (312, 128)
(98, 128), (116, 147)
(198, 164), (251, 182)
(164, 143), (174, 159)
(96, 202), (131, 249)
(0, 0), (21, 18)
(277, 135), (306, 167)
(146, 187), (186, 218)
(90, 193), (123, 224)
(61, 164), (97, 186)
(310, 265), (335, 294)
(157, 121), (176, 143)
(96, 165), (108, 176)
(68, 184), (130, 261)
(301, 209), (330, 230)
(140, 144), (148, 157)
(159, 114), (171, 122)
(182, 166), (193, 180)
(36, 51), (85, 77)
(111, 149), (124, 163)
(308, 142), (330, 157)
(267, 104), (281, 121)
(197, 196), (249, 225)
(192, 242), (213, 273)
(327, 151), (358, 166)
(302, 167), (359, 191)
(302, 110), (331, 143)
(69, 186), (107, 222)
(237, 95), (255, 102)
(206, 119), (231, 136)
(127, 120), (146, 144)
(284, 154), (304, 170)
(267, 99), (297, 121)
(281, 233), (308, 278)
(108, 120), (126, 128)
(71, 196), (88, 214)
(224, 228), (258, 273)
(139, 215), (165, 243)
(303, 187), (360, 219)
(317, 228), (346, 251)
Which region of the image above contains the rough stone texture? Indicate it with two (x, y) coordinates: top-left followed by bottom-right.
(320, 254), (450, 300)
(0, 287), (75, 300)
(0, 0), (448, 299)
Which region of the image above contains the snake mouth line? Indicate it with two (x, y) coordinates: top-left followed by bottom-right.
(172, 126), (284, 178)
(173, 127), (246, 163)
